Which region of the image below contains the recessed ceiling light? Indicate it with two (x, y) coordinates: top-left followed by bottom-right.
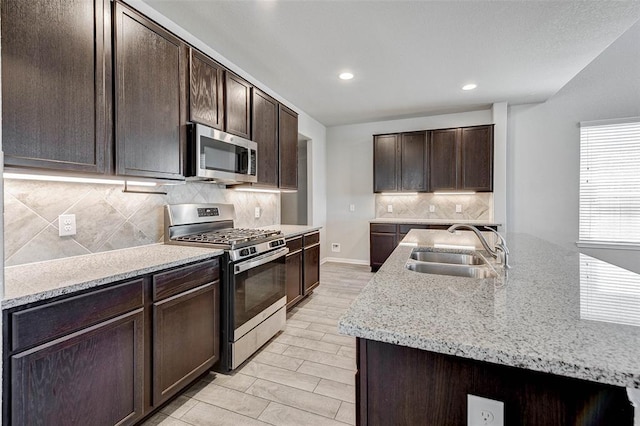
(339, 72), (354, 80)
(462, 83), (477, 91)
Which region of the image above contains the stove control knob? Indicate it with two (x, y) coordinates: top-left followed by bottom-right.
(240, 249), (250, 257)
(250, 247), (257, 254)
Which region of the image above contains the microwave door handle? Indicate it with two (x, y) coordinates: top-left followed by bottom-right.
(234, 247), (289, 275)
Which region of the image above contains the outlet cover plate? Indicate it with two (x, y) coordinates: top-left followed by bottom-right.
(58, 214), (77, 237)
(468, 394), (504, 426)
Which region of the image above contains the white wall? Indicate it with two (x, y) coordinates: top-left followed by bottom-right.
(508, 20), (640, 272)
(325, 110), (494, 263)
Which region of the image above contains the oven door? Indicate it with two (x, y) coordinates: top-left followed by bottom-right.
(232, 247), (288, 341)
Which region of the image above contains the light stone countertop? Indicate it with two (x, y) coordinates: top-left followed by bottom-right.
(3, 244), (223, 310)
(256, 224), (322, 239)
(338, 229), (640, 389)
(370, 217), (501, 226)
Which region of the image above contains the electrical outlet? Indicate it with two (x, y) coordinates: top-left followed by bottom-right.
(349, 204), (355, 212)
(429, 204), (436, 213)
(331, 243), (341, 252)
(254, 207), (261, 218)
(387, 204), (393, 213)
(467, 395), (504, 426)
(456, 204), (463, 213)
(58, 214), (77, 237)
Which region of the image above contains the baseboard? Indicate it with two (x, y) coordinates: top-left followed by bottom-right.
(321, 257), (369, 266)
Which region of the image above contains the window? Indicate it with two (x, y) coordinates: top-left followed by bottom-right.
(579, 118), (640, 247)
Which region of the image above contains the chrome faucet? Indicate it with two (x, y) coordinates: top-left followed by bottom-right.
(447, 224), (510, 269)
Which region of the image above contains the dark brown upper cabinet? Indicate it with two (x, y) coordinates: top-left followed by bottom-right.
(279, 104), (299, 190)
(189, 49), (224, 130)
(114, 2), (187, 180)
(428, 125), (493, 192)
(1, 0), (111, 174)
(373, 131), (428, 193)
(252, 89), (279, 187)
(225, 72), (252, 139)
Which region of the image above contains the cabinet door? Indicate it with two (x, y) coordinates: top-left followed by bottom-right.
(114, 3), (186, 180)
(1, 0), (110, 173)
(400, 131), (428, 191)
(252, 89), (279, 187)
(153, 282), (219, 406)
(190, 49), (224, 130)
(303, 243), (320, 294)
(11, 309), (144, 426)
(279, 104), (299, 190)
(370, 232), (397, 270)
(428, 128), (458, 191)
(373, 134), (399, 192)
(225, 72), (252, 139)
(460, 125), (493, 191)
(285, 250), (304, 309)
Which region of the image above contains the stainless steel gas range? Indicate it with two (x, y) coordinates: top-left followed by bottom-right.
(164, 203), (288, 371)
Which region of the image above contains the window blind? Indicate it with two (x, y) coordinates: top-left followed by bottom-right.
(580, 254), (640, 327)
(579, 118), (640, 245)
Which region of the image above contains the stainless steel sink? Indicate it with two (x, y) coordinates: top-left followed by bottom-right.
(409, 250), (485, 265)
(405, 261), (497, 278)
(405, 248), (497, 278)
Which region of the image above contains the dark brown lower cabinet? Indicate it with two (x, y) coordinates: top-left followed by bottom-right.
(153, 281), (219, 406)
(285, 231), (321, 310)
(357, 338), (633, 426)
(3, 257), (221, 425)
(11, 309), (144, 426)
(285, 236), (304, 309)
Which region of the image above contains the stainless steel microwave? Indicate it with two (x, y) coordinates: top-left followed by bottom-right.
(187, 123), (257, 183)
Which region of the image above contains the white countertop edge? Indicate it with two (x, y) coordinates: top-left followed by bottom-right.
(337, 321), (640, 390)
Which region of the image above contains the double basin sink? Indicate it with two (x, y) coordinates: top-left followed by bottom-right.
(405, 248), (498, 279)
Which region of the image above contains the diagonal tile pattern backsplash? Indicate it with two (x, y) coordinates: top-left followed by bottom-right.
(375, 193), (493, 220)
(4, 179), (280, 266)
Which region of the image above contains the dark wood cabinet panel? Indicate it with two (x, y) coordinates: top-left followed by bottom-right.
(153, 281), (219, 406)
(114, 2), (186, 180)
(189, 49), (224, 130)
(428, 128), (459, 191)
(11, 309), (144, 426)
(460, 126), (494, 191)
(225, 72), (252, 139)
(152, 259), (219, 301)
(11, 279), (143, 352)
(1, 0), (111, 173)
(429, 125), (494, 192)
(285, 249), (304, 310)
(303, 243), (320, 294)
(252, 89), (279, 187)
(357, 338), (633, 425)
(400, 131), (428, 191)
(373, 134), (400, 192)
(370, 231), (397, 271)
(279, 104), (299, 190)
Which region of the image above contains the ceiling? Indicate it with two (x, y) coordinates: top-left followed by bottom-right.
(141, 1), (640, 127)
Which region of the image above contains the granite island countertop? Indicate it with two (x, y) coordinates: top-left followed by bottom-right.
(339, 229), (640, 389)
(3, 244), (223, 310)
(370, 217), (501, 226)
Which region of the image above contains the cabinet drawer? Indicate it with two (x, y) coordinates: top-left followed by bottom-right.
(11, 279), (144, 352)
(370, 223), (397, 233)
(153, 259), (219, 301)
(303, 232), (320, 247)
(286, 236), (303, 252)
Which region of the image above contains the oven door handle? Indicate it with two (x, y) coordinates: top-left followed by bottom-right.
(234, 247), (289, 275)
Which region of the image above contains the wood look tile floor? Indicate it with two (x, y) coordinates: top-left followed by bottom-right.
(144, 262), (373, 426)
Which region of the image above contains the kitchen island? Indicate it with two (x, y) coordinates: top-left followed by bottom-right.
(339, 229), (640, 425)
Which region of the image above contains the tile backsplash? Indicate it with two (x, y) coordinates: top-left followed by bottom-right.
(375, 193), (493, 220)
(4, 179), (280, 266)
